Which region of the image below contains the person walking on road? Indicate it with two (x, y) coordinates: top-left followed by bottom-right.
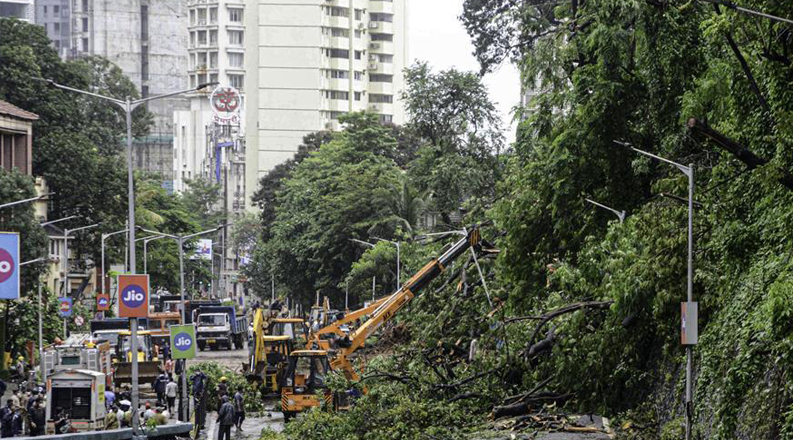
(104, 406), (120, 430)
(154, 373), (167, 405)
(165, 377), (178, 416)
(28, 400), (45, 436)
(233, 388), (245, 431)
(216, 396), (234, 440)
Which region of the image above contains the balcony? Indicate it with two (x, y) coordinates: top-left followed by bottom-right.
(368, 81), (393, 95)
(368, 102), (393, 115)
(369, 1), (394, 14)
(322, 99), (350, 112)
(324, 15), (350, 29)
(368, 41), (393, 54)
(329, 57), (350, 70)
(368, 62), (393, 75)
(369, 21), (394, 34)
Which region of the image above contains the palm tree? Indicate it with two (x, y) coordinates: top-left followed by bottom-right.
(369, 176), (427, 238)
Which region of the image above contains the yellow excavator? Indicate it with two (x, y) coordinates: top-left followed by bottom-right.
(281, 226), (483, 420)
(246, 308), (310, 395)
(305, 295), (389, 351)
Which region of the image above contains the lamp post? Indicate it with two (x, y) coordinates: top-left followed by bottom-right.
(62, 223), (100, 337)
(349, 238), (378, 301)
(372, 237), (400, 290)
(0, 193), (52, 210)
(141, 225), (226, 422)
(101, 227), (130, 299)
(20, 256), (54, 381)
(142, 235), (167, 274)
(622, 142), (695, 440)
(585, 198), (626, 223)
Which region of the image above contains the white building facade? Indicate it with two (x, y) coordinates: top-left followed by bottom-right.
(244, 0), (409, 208)
(0, 0), (34, 22)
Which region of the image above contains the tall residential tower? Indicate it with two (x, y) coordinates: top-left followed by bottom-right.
(244, 0), (409, 208)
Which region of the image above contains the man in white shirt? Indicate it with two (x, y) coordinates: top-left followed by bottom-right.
(165, 377), (178, 417)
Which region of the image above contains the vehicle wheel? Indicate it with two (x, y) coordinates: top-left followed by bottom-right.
(198, 343), (205, 351)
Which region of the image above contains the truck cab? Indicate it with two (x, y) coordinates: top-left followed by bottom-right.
(196, 306), (248, 350)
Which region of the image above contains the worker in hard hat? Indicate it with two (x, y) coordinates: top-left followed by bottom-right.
(217, 377), (229, 410)
(14, 356), (27, 385)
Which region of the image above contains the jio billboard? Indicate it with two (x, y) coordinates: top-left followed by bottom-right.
(0, 233), (20, 300)
(117, 274), (149, 318)
(169, 324), (196, 359)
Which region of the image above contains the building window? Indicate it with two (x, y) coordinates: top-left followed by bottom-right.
(210, 73), (218, 84)
(327, 69), (349, 79)
(54, 40), (60, 50)
(197, 52), (207, 68)
(329, 111), (346, 120)
(370, 74), (392, 82)
(197, 30), (207, 46)
(370, 94), (393, 103)
(327, 7), (349, 17)
(355, 71), (364, 80)
(190, 32), (195, 48)
(228, 30), (243, 46)
(228, 74), (244, 90)
(54, 22), (60, 33)
(228, 8), (243, 22)
(43, 6), (47, 16)
(197, 8), (207, 24)
(355, 9), (363, 20)
(354, 50), (363, 60)
(329, 48), (349, 59)
(141, 46), (149, 79)
(141, 85), (149, 98)
(371, 33), (393, 42)
(189, 9), (195, 25)
(379, 114), (393, 124)
(82, 38), (88, 51)
(209, 7), (218, 23)
(378, 54), (393, 63)
(210, 30), (217, 45)
(370, 13), (393, 22)
(324, 90), (349, 100)
(54, 5), (59, 14)
(190, 53), (196, 69)
(228, 52), (244, 68)
(209, 51), (218, 68)
(354, 91), (362, 101)
(354, 29), (362, 38)
(82, 0), (88, 12)
(330, 28), (349, 38)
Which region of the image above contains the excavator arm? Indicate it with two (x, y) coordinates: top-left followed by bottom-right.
(307, 296), (390, 349)
(331, 227), (482, 379)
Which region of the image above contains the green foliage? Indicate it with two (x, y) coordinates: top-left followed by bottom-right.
(186, 362), (263, 413)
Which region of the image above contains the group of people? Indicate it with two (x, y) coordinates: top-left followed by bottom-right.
(215, 377), (245, 440)
(0, 388), (46, 437)
(101, 375), (177, 432)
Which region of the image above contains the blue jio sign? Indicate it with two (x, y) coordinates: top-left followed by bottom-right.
(175, 333), (193, 351)
(120, 284), (146, 308)
(0, 233), (20, 300)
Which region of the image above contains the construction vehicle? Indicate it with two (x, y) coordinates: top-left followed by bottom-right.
(269, 317), (309, 344)
(42, 334), (113, 386)
(281, 227), (483, 420)
(46, 369), (107, 433)
(146, 311), (182, 349)
(113, 330), (161, 387)
(196, 305), (248, 350)
(245, 335), (294, 395)
(90, 318), (148, 351)
(305, 296), (389, 350)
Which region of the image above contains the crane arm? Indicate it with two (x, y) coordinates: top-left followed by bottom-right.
(331, 227), (482, 378)
(307, 296), (389, 348)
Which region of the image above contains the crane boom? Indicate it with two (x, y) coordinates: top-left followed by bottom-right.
(331, 227), (482, 378)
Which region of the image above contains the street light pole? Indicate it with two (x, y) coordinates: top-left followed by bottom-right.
(372, 237), (400, 290)
(142, 236), (167, 274)
(349, 238), (378, 302)
(101, 228), (130, 297)
(584, 198), (626, 223)
(20, 257), (53, 381)
(141, 225), (226, 422)
(0, 193), (52, 210)
(62, 223), (99, 337)
(626, 143), (695, 440)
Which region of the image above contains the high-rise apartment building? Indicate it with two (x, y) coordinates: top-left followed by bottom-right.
(173, 0), (248, 300)
(1, 0), (34, 22)
(42, 0), (189, 182)
(243, 0), (409, 208)
(34, 1), (71, 58)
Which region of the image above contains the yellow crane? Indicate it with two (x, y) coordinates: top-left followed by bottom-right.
(281, 226), (483, 420)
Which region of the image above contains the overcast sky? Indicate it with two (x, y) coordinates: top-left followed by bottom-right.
(407, 0), (521, 143)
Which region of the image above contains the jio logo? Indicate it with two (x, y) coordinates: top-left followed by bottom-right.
(0, 249), (14, 284)
(98, 297), (108, 307)
(174, 333), (192, 351)
(121, 285), (146, 308)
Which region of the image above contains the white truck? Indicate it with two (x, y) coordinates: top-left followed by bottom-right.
(196, 306), (248, 350)
(43, 334), (113, 383)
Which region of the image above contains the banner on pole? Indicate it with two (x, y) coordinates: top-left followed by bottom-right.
(681, 301), (698, 345)
(58, 297), (72, 317)
(0, 232), (20, 300)
(169, 324), (196, 359)
(118, 274), (149, 318)
(96, 294), (110, 311)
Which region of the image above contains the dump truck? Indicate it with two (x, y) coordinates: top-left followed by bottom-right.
(146, 311), (182, 349)
(196, 306), (248, 350)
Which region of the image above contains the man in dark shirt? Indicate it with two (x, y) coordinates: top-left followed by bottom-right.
(28, 401), (45, 436)
(216, 396), (234, 440)
(0, 400), (15, 438)
(232, 389), (245, 430)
